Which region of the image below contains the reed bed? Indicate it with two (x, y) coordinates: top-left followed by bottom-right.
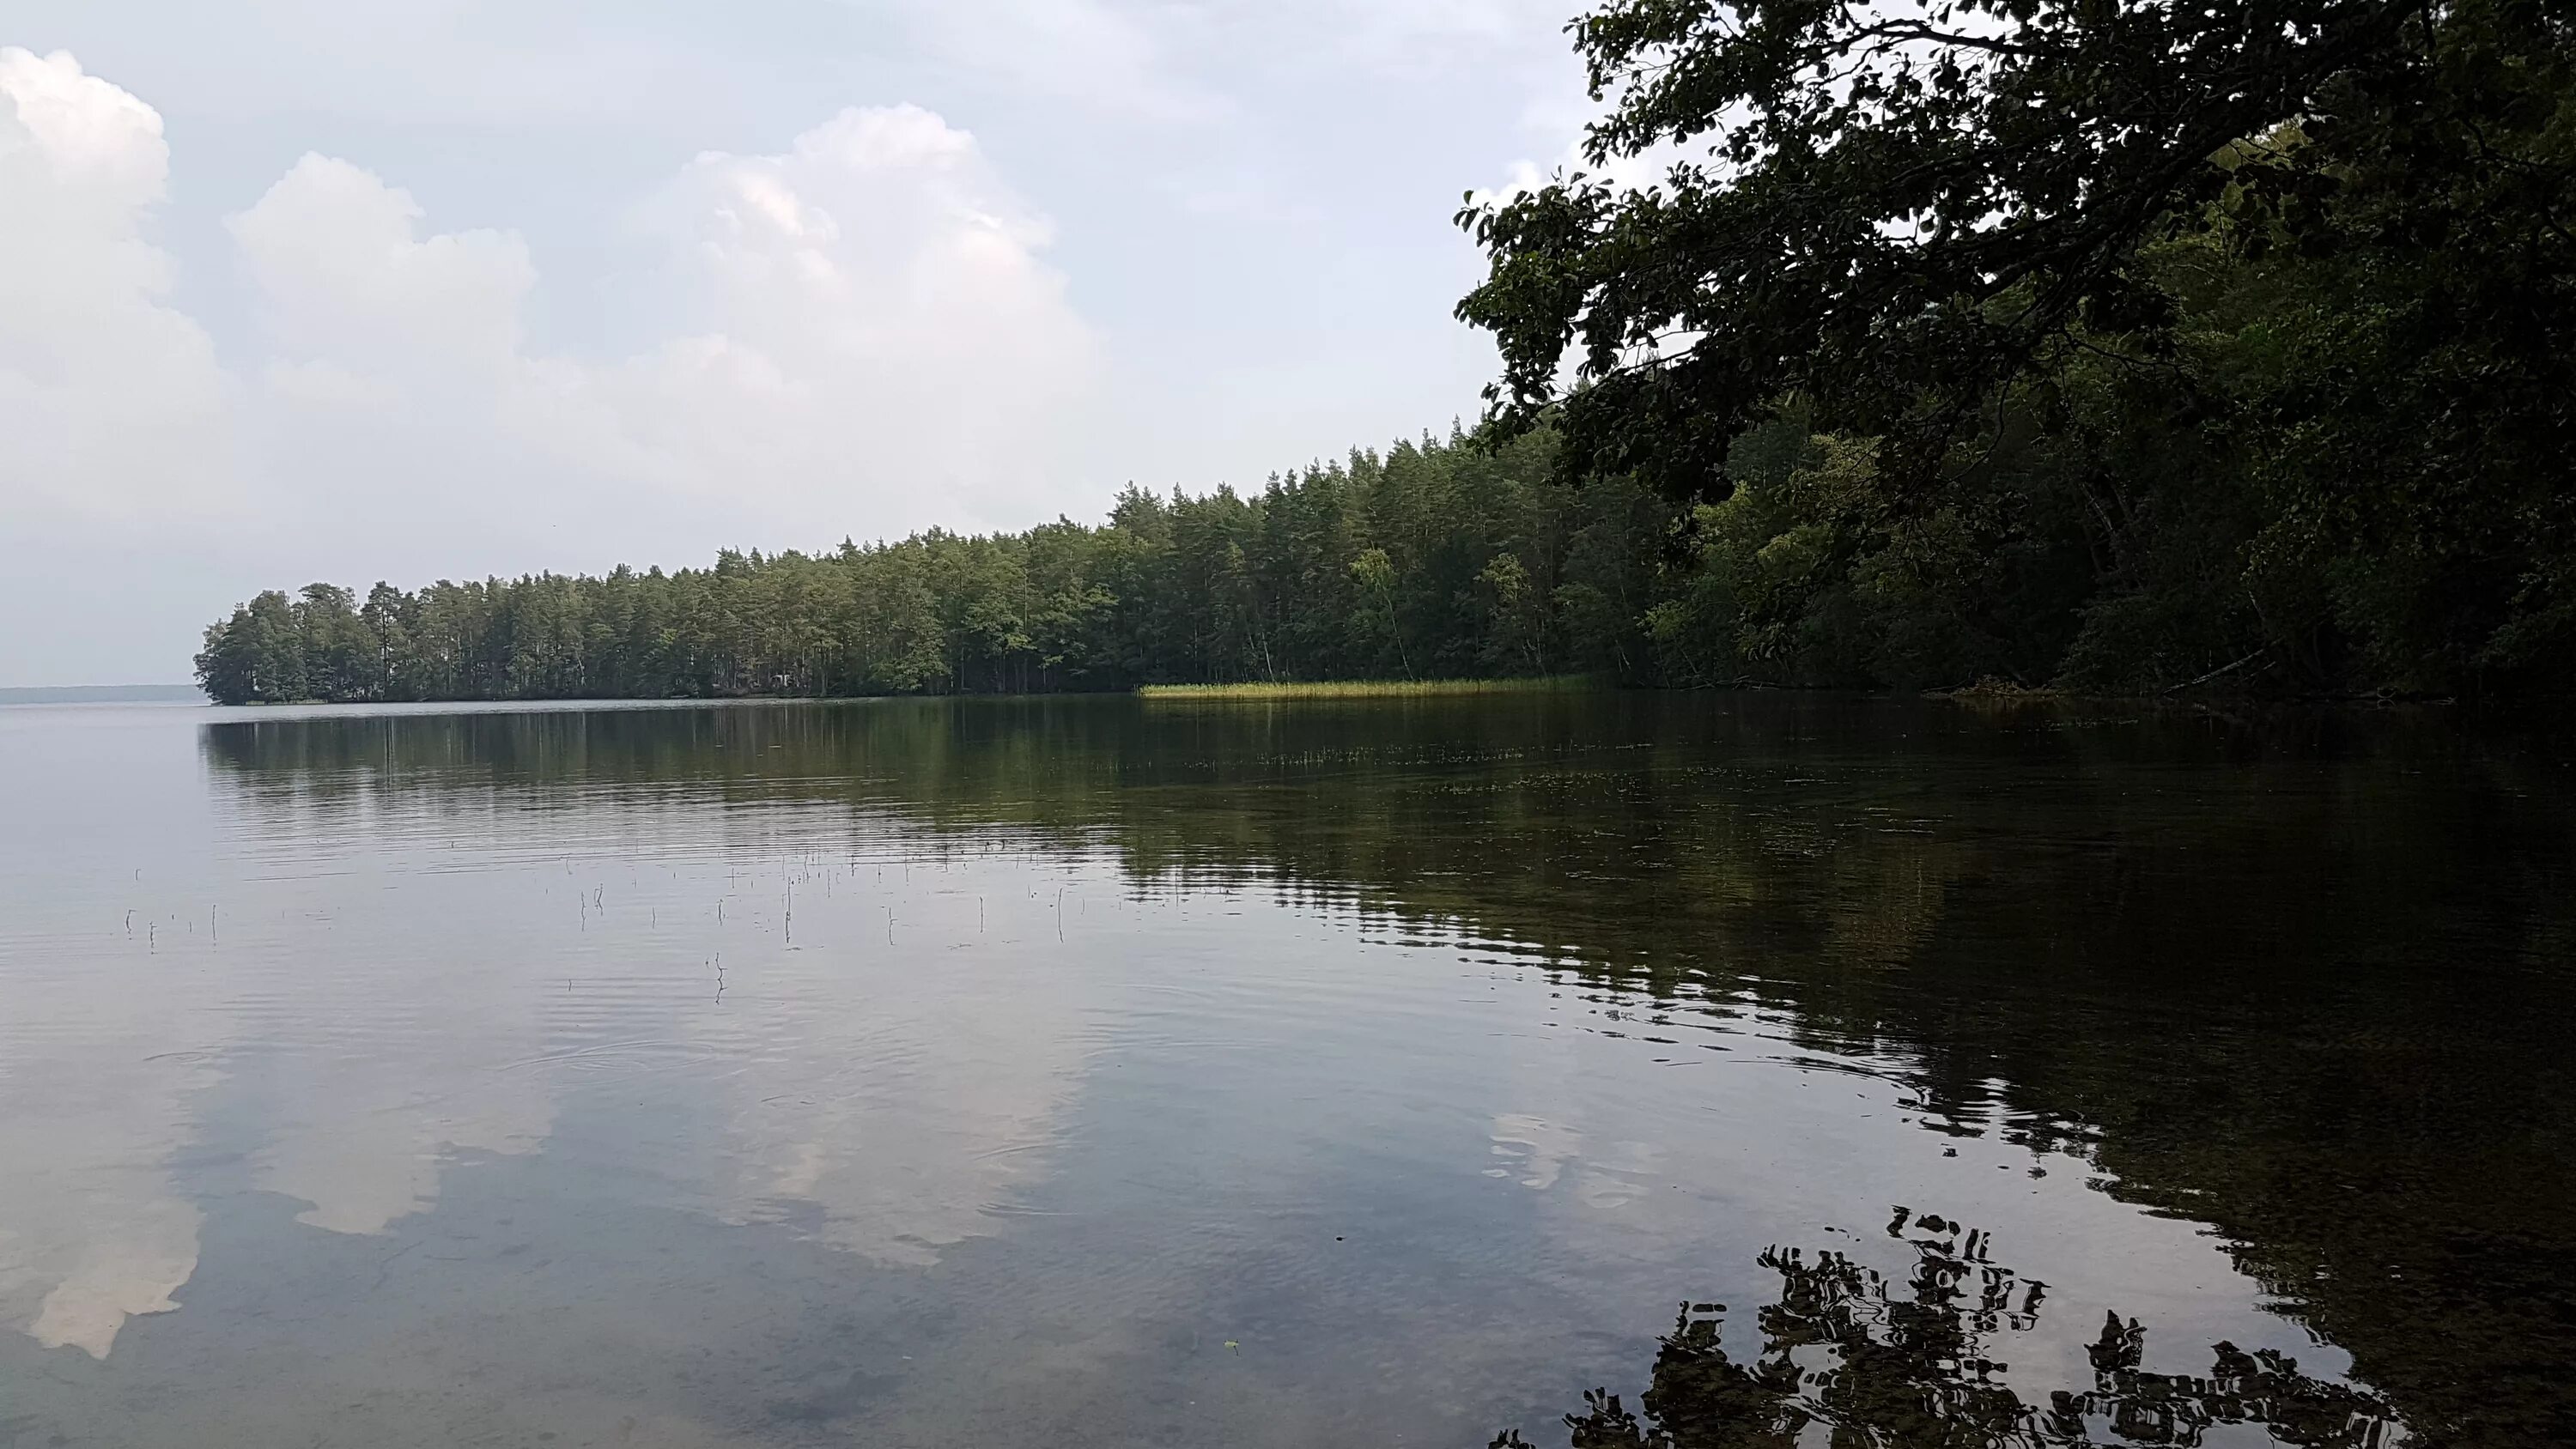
(1137, 676), (1600, 700)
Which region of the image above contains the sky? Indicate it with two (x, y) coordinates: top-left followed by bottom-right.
(0, 0), (1602, 686)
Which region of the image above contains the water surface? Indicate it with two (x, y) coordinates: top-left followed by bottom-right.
(2, 694), (2569, 1446)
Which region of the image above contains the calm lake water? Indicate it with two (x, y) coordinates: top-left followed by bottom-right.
(2, 694), (2570, 1447)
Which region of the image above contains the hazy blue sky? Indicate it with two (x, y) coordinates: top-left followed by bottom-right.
(1, 1), (1601, 685)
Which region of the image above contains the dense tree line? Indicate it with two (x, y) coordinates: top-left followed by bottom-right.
(195, 431), (1684, 704)
(204, 0), (2576, 701)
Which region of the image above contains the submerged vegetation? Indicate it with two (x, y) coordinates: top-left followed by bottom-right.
(200, 0), (2576, 703)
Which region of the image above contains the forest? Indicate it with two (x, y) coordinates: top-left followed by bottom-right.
(197, 0), (2576, 704)
(192, 431), (1680, 702)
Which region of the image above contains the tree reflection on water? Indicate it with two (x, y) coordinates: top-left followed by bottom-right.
(1498, 1210), (2402, 1449)
(205, 696), (2565, 1443)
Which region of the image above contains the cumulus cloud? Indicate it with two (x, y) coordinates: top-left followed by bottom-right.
(2, 49), (1097, 558)
(603, 103), (1097, 526)
(231, 154), (539, 371)
(0, 47), (238, 521)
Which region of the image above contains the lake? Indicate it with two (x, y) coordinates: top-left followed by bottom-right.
(2, 694), (2569, 1447)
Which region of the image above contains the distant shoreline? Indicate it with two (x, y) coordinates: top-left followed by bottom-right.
(0, 684), (203, 705)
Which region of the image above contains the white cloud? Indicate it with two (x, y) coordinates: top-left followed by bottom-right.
(223, 102), (1094, 541)
(1473, 112), (1693, 210)
(0, 47), (238, 521)
(230, 154), (539, 370)
(0, 50), (1099, 565)
(600, 104), (1097, 526)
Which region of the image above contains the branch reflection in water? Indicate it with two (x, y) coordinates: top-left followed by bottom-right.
(1500, 1210), (2401, 1449)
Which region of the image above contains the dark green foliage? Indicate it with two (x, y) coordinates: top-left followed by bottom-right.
(194, 591), (310, 705)
(1459, 0), (2576, 694)
(196, 430), (1688, 704)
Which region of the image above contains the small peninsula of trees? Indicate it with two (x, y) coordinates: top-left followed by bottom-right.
(200, 0), (2576, 703)
(195, 432), (1686, 704)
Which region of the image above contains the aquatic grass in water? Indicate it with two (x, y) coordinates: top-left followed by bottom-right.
(1137, 676), (1600, 700)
